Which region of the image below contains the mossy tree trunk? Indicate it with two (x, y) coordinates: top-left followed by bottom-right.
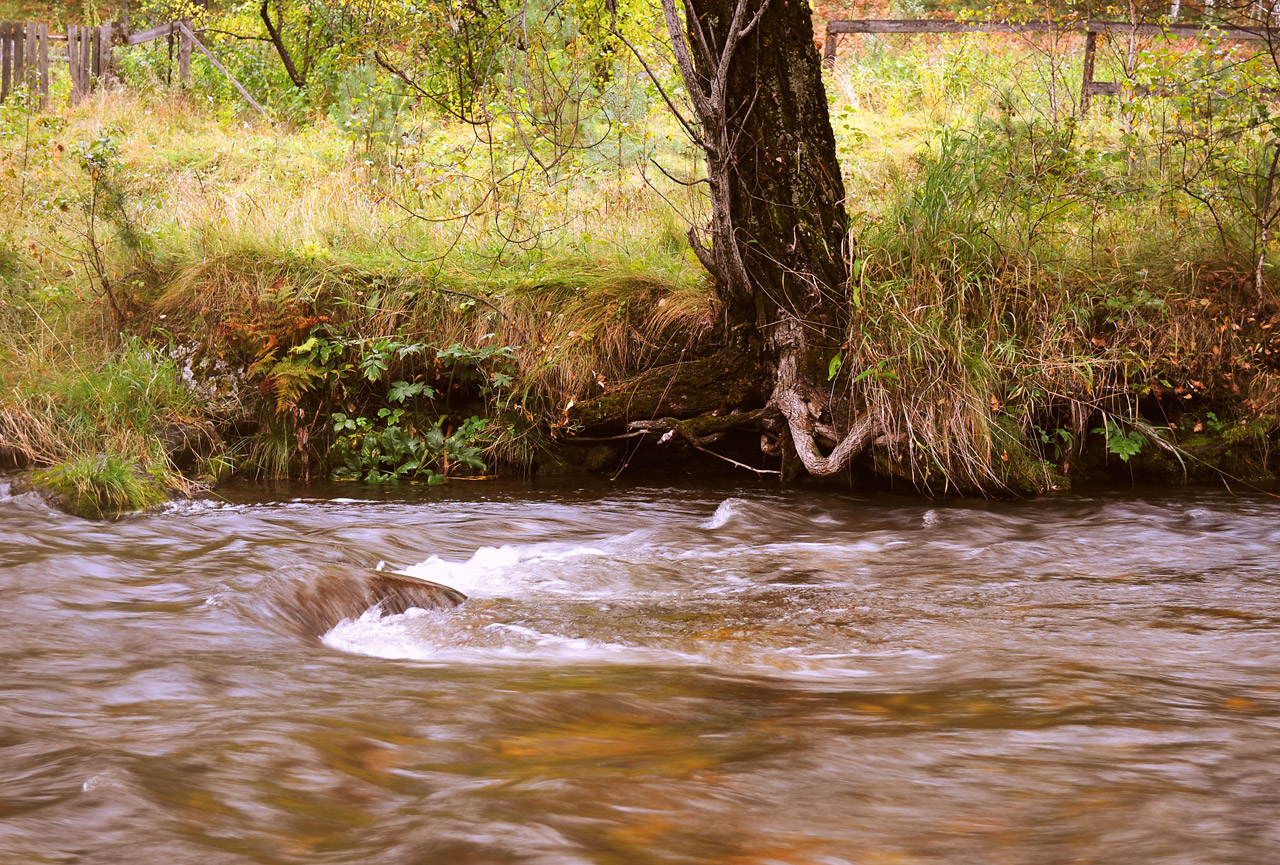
(661, 0), (879, 476)
(665, 0), (850, 330)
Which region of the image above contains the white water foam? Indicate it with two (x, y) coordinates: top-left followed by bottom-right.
(322, 606), (660, 663)
(702, 498), (746, 529)
(397, 543), (608, 598)
(324, 510), (909, 667)
(202, 587), (232, 609)
(81, 768), (130, 793)
(158, 498), (251, 516)
(322, 607), (449, 660)
(321, 605), (883, 676)
(390, 528), (903, 608)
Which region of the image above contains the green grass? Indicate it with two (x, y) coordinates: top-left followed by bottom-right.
(821, 32), (1280, 491)
(0, 330), (213, 480)
(30, 453), (167, 519)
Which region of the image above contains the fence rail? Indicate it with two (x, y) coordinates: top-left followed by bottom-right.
(825, 19), (1271, 41)
(823, 18), (1276, 113)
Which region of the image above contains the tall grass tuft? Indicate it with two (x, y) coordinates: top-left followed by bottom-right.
(31, 454), (168, 520)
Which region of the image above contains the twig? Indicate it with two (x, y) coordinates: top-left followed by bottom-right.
(691, 443), (780, 475)
(570, 430), (651, 441)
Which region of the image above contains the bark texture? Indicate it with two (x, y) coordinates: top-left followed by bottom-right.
(667, 0), (850, 330)
(661, 0), (875, 477)
(261, 0), (308, 88)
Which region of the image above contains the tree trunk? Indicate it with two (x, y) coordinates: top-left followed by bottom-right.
(665, 0), (850, 332)
(662, 0), (874, 476)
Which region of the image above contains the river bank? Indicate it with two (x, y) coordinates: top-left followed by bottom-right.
(3, 41), (1279, 516)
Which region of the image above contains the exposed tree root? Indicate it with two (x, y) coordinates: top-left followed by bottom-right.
(568, 349), (763, 433)
(619, 318), (884, 478)
(628, 407), (773, 446)
(766, 317), (881, 477)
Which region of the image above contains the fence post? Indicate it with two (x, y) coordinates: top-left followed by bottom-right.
(23, 21), (36, 97)
(69, 24), (91, 101)
(67, 25), (78, 98)
(81, 24), (92, 93)
(1081, 29), (1098, 115)
(178, 20), (191, 84)
(98, 23), (115, 83)
(13, 23), (23, 94)
(37, 23), (48, 109)
(824, 23), (838, 67)
(90, 24), (100, 80)
(0, 23), (10, 105)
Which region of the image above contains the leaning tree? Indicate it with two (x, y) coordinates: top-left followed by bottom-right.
(636, 0), (882, 476)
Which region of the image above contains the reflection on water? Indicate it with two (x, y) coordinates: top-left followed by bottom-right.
(2, 478), (1279, 863)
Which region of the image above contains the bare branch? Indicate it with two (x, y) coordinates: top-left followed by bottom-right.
(609, 18), (705, 147)
(649, 157), (707, 187)
(660, 0), (716, 121)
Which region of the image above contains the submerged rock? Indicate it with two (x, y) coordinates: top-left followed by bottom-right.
(259, 570), (467, 640)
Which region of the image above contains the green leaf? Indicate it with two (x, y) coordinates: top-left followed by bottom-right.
(388, 380), (428, 404)
(1094, 419), (1145, 462)
(1110, 432), (1145, 462)
(361, 355), (389, 382)
(828, 353), (843, 381)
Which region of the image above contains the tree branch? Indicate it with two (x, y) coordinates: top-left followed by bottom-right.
(260, 0), (307, 88)
(660, 0), (716, 121)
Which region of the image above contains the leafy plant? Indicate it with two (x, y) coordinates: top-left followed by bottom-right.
(1092, 417), (1146, 463)
(1037, 426), (1075, 463)
(329, 409), (488, 483)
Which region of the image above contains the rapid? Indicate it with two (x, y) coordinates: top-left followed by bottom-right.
(1, 478), (1278, 863)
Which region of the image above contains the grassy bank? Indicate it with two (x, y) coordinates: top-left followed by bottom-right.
(2, 29), (1278, 512)
(0, 84), (711, 500)
(827, 32), (1280, 492)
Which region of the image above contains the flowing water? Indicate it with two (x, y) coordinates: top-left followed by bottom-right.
(2, 478), (1279, 864)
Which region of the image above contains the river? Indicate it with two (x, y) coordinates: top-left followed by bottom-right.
(2, 478), (1279, 863)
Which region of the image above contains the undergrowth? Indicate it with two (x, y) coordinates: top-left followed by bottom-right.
(0, 85), (710, 501)
(825, 32), (1280, 493)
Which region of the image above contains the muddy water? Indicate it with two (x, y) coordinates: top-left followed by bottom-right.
(2, 479), (1279, 864)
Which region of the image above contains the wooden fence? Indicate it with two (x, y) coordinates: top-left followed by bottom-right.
(0, 22), (50, 109)
(823, 19), (1274, 113)
(1, 19), (260, 113)
(66, 24), (120, 101)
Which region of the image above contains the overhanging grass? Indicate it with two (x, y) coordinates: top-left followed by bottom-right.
(31, 454), (168, 519)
